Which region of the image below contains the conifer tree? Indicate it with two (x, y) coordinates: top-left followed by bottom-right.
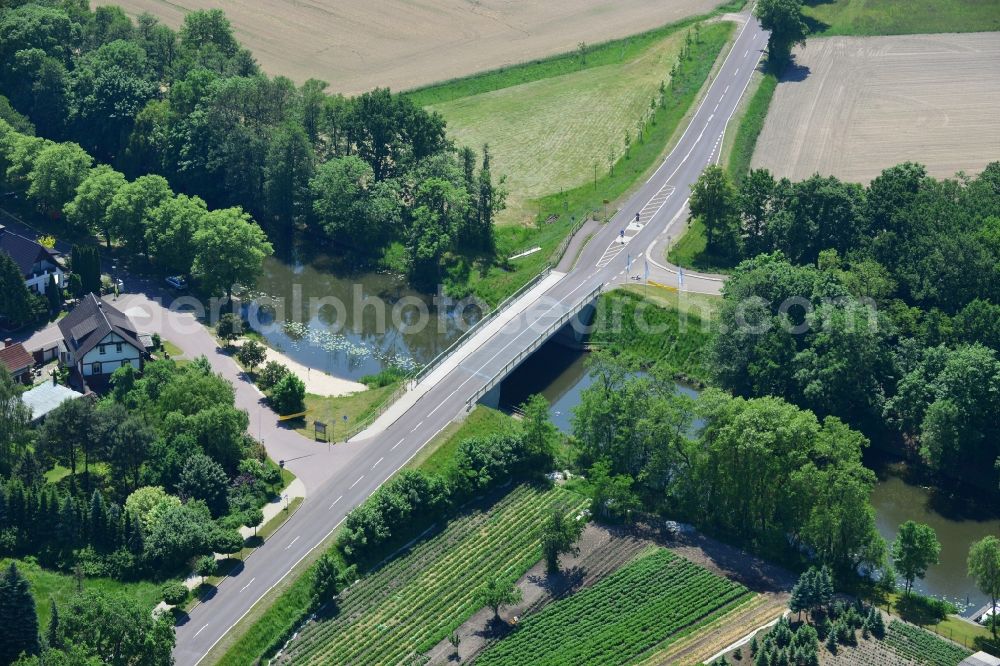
(0, 563), (40, 664)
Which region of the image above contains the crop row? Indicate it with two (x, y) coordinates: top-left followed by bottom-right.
(282, 485), (587, 665)
(884, 620), (972, 666)
(476, 548), (751, 666)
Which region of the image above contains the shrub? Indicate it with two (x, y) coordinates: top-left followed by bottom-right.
(269, 373), (306, 416)
(162, 582), (188, 606)
(258, 361), (290, 390)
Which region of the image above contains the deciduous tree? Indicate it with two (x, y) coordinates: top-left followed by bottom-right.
(891, 521), (941, 595)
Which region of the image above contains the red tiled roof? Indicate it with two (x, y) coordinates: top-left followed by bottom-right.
(0, 343), (33, 373)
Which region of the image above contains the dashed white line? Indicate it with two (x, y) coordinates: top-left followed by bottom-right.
(412, 420), (423, 431)
(195, 624), (209, 637)
(285, 536), (300, 550)
(372, 457), (384, 470)
(391, 438), (404, 451)
(744, 50), (749, 57)
(724, 85), (730, 94)
(328, 495), (342, 510)
(734, 68), (740, 75)
(239, 578), (256, 592)
(350, 475), (364, 489)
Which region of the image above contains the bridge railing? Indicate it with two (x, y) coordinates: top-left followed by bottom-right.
(345, 265), (554, 440)
(465, 282), (604, 411)
(407, 264), (554, 389)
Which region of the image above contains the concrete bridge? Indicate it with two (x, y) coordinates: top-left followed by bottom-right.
(173, 12), (768, 665)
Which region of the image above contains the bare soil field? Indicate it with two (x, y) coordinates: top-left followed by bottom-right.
(95, 0), (723, 93)
(750, 33), (1000, 183)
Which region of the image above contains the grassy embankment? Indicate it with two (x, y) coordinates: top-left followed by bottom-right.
(667, 69), (777, 273)
(406, 19), (737, 305)
(591, 287), (717, 385)
(802, 0), (1000, 35)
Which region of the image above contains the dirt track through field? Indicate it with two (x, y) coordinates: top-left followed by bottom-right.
(95, 0), (722, 93)
(751, 33), (1000, 183)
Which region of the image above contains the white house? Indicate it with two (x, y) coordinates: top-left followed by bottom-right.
(58, 293), (144, 380)
(0, 225), (64, 294)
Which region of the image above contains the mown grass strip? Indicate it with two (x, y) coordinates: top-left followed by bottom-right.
(726, 72), (777, 183)
(801, 0), (1000, 36)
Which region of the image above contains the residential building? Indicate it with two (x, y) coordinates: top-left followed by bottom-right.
(58, 293), (144, 380)
(0, 224), (64, 294)
(0, 340), (33, 383)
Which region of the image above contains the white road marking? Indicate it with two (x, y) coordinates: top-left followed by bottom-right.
(391, 438), (404, 451)
(734, 67), (740, 75)
(187, 21), (770, 666)
(349, 476), (364, 489)
(412, 420), (423, 431)
(195, 624), (209, 637)
(239, 578), (256, 592)
(745, 50), (749, 57)
(428, 391), (457, 416)
(724, 85), (730, 94)
(328, 495), (342, 509)
(285, 536), (300, 550)
(372, 457), (384, 469)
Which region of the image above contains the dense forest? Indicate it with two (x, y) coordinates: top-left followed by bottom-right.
(689, 162), (1000, 498)
(0, 1), (505, 291)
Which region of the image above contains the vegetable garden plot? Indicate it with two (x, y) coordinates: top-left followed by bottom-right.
(476, 548), (752, 666)
(280, 485), (587, 665)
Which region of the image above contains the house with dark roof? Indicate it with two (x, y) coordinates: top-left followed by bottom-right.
(0, 224), (64, 294)
(58, 293), (144, 380)
(0, 341), (33, 383)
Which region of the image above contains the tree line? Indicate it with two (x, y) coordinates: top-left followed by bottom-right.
(691, 162), (1000, 497)
(0, 2), (506, 290)
(570, 353), (885, 576)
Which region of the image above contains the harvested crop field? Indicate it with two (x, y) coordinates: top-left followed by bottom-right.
(750, 33), (1000, 183)
(95, 0), (724, 93)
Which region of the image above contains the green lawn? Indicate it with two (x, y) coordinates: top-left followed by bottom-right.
(406, 405), (516, 476)
(292, 382), (400, 441)
(666, 217), (739, 274)
(802, 0), (1000, 35)
(1, 558), (164, 629)
(724, 72), (777, 182)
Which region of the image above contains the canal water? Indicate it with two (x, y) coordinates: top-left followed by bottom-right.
(245, 254), (483, 381)
(498, 343), (999, 612)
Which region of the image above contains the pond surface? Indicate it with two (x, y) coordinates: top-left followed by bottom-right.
(502, 343), (999, 613)
(246, 254), (482, 381)
(871, 475), (1000, 614)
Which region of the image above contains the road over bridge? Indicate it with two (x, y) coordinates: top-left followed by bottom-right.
(173, 11), (768, 664)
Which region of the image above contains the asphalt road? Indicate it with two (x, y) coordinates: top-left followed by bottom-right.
(171, 12), (769, 664)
